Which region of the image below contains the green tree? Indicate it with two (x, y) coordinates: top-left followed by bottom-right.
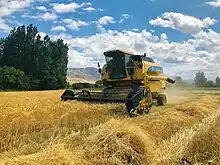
(2, 26), (27, 70)
(37, 36), (68, 90)
(0, 38), (4, 66)
(174, 76), (185, 87)
(216, 77), (220, 87)
(0, 24), (69, 90)
(206, 80), (214, 87)
(0, 66), (30, 90)
(194, 71), (207, 87)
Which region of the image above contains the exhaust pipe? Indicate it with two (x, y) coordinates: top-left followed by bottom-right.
(97, 62), (101, 74)
(167, 78), (175, 84)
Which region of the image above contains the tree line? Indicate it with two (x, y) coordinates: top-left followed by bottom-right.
(174, 71), (220, 88)
(0, 24), (69, 91)
(194, 71), (220, 87)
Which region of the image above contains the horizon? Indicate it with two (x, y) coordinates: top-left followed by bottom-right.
(67, 67), (215, 83)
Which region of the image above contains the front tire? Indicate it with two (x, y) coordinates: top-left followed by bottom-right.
(157, 94), (167, 106)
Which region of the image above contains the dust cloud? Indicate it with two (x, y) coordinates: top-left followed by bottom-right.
(163, 87), (191, 105)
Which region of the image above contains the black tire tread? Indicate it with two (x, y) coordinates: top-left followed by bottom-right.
(157, 94), (167, 106)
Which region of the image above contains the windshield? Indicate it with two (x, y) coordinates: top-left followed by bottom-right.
(105, 52), (138, 79)
(105, 54), (127, 79)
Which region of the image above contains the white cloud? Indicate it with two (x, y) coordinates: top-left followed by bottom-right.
(206, 0), (220, 7)
(63, 18), (89, 31)
(37, 32), (47, 39)
(50, 33), (96, 68)
(149, 12), (216, 34)
(132, 28), (139, 32)
(0, 0), (32, 32)
(191, 29), (220, 53)
(80, 2), (92, 7)
(119, 14), (132, 23)
(0, 0), (32, 17)
(49, 28), (220, 80)
(51, 1), (93, 14)
(95, 16), (115, 33)
(36, 6), (47, 11)
(0, 18), (11, 31)
(21, 12), (38, 19)
(68, 49), (96, 68)
(51, 2), (80, 13)
(83, 7), (96, 12)
(34, 0), (43, 1)
(98, 8), (104, 12)
(22, 11), (58, 22)
(50, 33), (73, 41)
(51, 2), (95, 13)
(96, 24), (106, 33)
(160, 33), (168, 40)
(149, 17), (173, 28)
(39, 12), (57, 21)
(5, 18), (21, 27)
(51, 26), (66, 32)
(53, 30), (160, 67)
(98, 16), (115, 25)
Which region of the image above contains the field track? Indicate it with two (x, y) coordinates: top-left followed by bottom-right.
(0, 89), (220, 165)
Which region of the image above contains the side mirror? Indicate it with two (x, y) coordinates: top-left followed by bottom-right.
(97, 62), (101, 74)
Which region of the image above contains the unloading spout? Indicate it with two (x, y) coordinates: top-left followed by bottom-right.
(147, 75), (175, 84)
(167, 78), (175, 84)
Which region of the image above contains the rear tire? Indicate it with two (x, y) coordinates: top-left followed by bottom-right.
(157, 94), (167, 106)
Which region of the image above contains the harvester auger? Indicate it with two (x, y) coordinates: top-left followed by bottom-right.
(61, 50), (175, 116)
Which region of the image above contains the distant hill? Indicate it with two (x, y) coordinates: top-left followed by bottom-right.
(67, 67), (101, 84)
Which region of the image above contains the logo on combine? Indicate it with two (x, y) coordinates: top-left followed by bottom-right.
(147, 66), (163, 73)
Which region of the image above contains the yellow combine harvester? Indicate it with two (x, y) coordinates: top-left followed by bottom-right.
(61, 50), (175, 116)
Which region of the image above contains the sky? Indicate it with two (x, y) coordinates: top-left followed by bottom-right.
(1, 0), (220, 80)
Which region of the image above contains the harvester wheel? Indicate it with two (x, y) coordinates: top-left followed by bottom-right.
(82, 90), (91, 97)
(125, 87), (152, 116)
(157, 94), (167, 106)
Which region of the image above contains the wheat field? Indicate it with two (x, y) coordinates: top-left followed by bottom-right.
(1, 89), (220, 165)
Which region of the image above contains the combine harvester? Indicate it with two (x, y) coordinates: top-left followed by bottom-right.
(61, 50), (175, 116)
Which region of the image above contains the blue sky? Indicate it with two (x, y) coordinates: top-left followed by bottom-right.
(2, 0), (219, 40)
(1, 0), (220, 80)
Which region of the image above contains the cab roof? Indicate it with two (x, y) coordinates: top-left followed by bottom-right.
(104, 49), (156, 63)
(104, 49), (134, 55)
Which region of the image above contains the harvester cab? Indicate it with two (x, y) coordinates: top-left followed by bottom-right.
(61, 50), (175, 116)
